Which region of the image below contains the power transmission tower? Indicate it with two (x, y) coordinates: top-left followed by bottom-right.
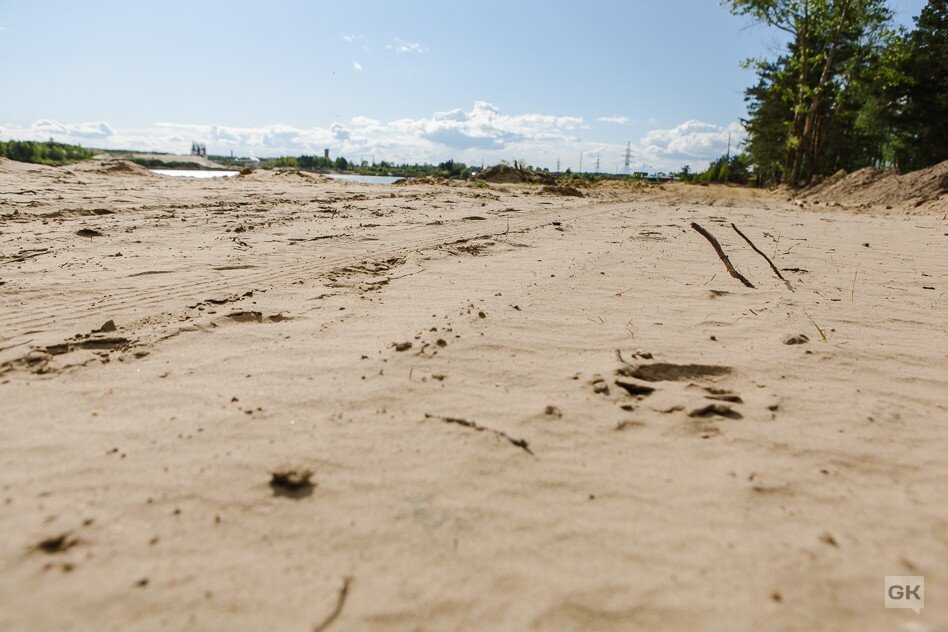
(595, 155), (600, 173)
(623, 142), (632, 174)
(579, 152), (583, 173)
(556, 157), (560, 173)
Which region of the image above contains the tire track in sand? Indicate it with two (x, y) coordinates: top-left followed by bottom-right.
(0, 201), (613, 348)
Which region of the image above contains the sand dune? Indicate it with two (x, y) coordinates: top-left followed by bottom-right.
(1, 163), (945, 630)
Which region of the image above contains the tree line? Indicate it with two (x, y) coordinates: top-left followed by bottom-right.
(726, 0), (947, 186)
(258, 155), (477, 179)
(0, 139), (94, 166)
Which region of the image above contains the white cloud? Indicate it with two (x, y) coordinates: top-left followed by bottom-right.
(0, 106), (740, 172)
(352, 61), (362, 71)
(598, 116), (630, 125)
(639, 119), (743, 164)
(330, 122), (351, 141)
(31, 119), (115, 139)
(387, 38), (426, 54)
(340, 34), (356, 42)
(350, 116), (380, 127)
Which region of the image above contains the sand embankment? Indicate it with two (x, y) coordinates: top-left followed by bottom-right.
(799, 159), (948, 212)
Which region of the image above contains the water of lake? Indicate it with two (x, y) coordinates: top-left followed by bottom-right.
(325, 174), (402, 185)
(150, 170), (401, 184)
(151, 169), (239, 178)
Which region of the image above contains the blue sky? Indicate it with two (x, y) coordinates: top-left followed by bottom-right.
(0, 0), (927, 171)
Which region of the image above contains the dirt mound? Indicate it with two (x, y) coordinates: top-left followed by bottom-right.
(0, 157), (63, 175)
(541, 185), (584, 197)
(236, 168), (281, 180)
(800, 160), (947, 211)
(394, 176), (454, 186)
(473, 165), (555, 185)
(76, 160), (155, 177)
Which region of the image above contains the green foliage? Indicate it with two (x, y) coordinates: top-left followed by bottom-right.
(889, 0), (948, 170)
(258, 153), (479, 179)
(727, 0), (928, 185)
(268, 156), (299, 168)
(437, 160), (468, 178)
(296, 155), (332, 169)
(0, 139), (94, 165)
(683, 153), (752, 184)
(731, 0), (947, 184)
(558, 171), (602, 184)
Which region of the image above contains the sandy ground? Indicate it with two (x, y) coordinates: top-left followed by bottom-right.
(1, 160), (946, 631)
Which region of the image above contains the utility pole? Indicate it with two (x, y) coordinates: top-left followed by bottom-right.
(623, 141), (631, 175)
(595, 155), (600, 173)
(579, 152), (583, 173)
(556, 157), (560, 173)
(724, 132), (731, 185)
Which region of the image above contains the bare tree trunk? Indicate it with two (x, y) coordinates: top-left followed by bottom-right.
(786, 0), (811, 184)
(806, 110), (824, 182)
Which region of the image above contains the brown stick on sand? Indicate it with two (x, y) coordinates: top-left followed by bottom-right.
(425, 413), (534, 455)
(690, 222), (755, 288)
(730, 223), (794, 291)
(313, 576), (352, 632)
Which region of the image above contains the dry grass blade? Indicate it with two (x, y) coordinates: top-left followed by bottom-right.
(804, 310), (828, 342)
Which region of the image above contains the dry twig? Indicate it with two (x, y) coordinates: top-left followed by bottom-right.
(690, 222), (755, 288)
(730, 223), (793, 291)
(425, 414), (534, 455)
(313, 576), (352, 632)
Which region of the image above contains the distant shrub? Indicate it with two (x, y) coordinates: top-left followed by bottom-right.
(0, 139), (94, 165)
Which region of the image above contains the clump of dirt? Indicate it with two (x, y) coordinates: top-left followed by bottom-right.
(35, 532), (80, 554)
(800, 160), (947, 211)
(541, 185), (583, 197)
(270, 468), (315, 498)
(473, 165), (555, 185)
(238, 168), (255, 176)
